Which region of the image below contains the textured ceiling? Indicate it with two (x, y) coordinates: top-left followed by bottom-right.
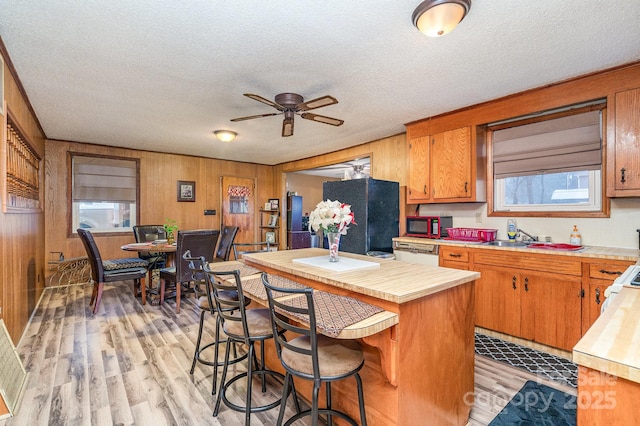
(1, 1), (639, 166)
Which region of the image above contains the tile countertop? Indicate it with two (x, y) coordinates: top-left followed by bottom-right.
(573, 286), (640, 384)
(393, 237), (640, 262)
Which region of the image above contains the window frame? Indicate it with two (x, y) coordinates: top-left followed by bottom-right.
(487, 105), (610, 218)
(68, 152), (141, 236)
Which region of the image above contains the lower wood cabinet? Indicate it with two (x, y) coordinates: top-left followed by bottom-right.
(432, 244), (635, 352)
(439, 246), (470, 269)
(473, 250), (583, 351)
(582, 260), (634, 333)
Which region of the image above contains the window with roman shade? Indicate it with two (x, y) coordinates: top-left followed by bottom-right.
(492, 109), (602, 179)
(73, 156), (137, 202)
(71, 154), (139, 233)
(489, 102), (605, 215)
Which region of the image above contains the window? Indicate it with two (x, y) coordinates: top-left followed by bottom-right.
(489, 103), (606, 215)
(71, 154), (138, 233)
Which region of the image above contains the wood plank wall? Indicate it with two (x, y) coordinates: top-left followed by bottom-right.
(0, 51), (46, 343)
(44, 141), (275, 272)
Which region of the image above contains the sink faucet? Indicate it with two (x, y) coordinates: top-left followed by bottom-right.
(517, 228), (539, 242)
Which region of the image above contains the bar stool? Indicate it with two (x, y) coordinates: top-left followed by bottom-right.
(206, 267), (290, 425)
(183, 252), (247, 395)
(262, 273), (367, 426)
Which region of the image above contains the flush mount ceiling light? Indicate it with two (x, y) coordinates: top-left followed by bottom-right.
(213, 130), (237, 142)
(412, 0), (471, 37)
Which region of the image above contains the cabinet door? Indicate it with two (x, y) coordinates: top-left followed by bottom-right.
(474, 265), (521, 337)
(585, 280), (607, 332)
(582, 260), (633, 332)
(521, 271), (582, 351)
(407, 136), (430, 203)
(431, 126), (472, 200)
(611, 88), (640, 194)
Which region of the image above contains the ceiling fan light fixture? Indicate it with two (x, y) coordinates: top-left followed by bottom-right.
(282, 111), (294, 137)
(214, 130), (237, 142)
(412, 0), (471, 37)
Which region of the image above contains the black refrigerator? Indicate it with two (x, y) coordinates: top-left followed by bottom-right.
(322, 178), (399, 254)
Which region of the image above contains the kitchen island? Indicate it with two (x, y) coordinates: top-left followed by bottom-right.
(242, 248), (480, 426)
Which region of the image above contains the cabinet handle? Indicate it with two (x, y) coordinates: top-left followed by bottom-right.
(621, 168), (626, 183)
(598, 269), (622, 275)
(595, 288), (601, 305)
(512, 276), (517, 290)
(524, 277), (529, 292)
(423, 185), (427, 195)
(449, 253), (462, 258)
(464, 182), (468, 193)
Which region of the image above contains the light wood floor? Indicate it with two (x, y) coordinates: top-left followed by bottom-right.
(1, 282), (575, 426)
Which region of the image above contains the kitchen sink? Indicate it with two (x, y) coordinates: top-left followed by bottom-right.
(525, 242), (584, 251)
(483, 240), (530, 247)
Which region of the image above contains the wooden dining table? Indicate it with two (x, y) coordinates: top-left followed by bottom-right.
(121, 242), (177, 266)
(121, 242), (178, 304)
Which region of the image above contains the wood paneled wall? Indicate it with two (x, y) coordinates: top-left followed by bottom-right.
(276, 133), (407, 185)
(45, 141), (275, 270)
(0, 50), (46, 343)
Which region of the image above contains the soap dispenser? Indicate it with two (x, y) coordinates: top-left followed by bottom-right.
(507, 219), (518, 241)
(570, 225), (582, 245)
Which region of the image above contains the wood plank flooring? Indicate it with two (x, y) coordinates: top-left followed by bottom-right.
(0, 282), (575, 426)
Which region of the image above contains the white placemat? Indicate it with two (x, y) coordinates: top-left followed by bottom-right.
(293, 255), (380, 272)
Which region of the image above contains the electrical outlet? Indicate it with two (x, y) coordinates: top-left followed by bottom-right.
(475, 213), (482, 224)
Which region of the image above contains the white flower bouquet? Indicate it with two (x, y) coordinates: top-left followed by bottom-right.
(308, 199), (356, 236)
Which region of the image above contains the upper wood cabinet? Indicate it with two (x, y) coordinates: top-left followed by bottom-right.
(406, 125), (485, 204)
(608, 87), (640, 197)
(407, 135), (430, 203)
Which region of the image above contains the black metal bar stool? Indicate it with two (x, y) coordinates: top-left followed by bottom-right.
(184, 252), (247, 395)
(205, 267), (292, 425)
(262, 273), (367, 426)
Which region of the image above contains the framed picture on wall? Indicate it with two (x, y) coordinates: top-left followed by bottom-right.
(265, 231), (276, 244)
(177, 180), (196, 202)
(269, 198), (279, 210)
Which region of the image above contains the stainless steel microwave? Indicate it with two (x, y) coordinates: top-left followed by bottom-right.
(406, 216), (453, 238)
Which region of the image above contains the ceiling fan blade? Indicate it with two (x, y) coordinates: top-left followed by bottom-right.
(300, 112), (344, 126)
(244, 93), (284, 110)
(297, 95), (338, 111)
(230, 112), (280, 122)
(282, 117), (294, 137)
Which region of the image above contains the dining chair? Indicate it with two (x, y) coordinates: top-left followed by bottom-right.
(158, 229), (219, 313)
(207, 268), (289, 425)
(213, 225), (239, 262)
(77, 228), (149, 315)
(132, 225), (167, 270)
(262, 273), (367, 426)
(232, 241), (271, 260)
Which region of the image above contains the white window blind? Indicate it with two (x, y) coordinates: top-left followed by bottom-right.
(492, 110), (602, 179)
(72, 156), (137, 202)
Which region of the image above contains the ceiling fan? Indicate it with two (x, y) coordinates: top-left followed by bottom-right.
(298, 159), (370, 179)
(230, 93), (344, 137)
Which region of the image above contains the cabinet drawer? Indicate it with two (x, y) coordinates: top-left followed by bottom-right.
(473, 250), (582, 276)
(589, 261), (634, 280)
(440, 246), (469, 263)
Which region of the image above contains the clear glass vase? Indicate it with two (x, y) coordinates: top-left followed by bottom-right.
(326, 232), (341, 262)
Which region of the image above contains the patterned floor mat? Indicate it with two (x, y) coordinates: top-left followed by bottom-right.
(475, 333), (577, 388)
